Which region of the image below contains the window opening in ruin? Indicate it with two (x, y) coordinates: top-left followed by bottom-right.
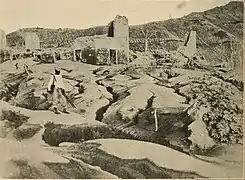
(108, 21), (114, 37)
(110, 49), (117, 64)
(26, 49), (30, 52)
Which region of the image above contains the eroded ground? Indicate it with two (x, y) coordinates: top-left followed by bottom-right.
(0, 56), (243, 178)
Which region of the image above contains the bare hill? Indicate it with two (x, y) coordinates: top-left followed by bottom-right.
(6, 1), (243, 65)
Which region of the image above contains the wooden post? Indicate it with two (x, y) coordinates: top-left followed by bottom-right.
(127, 37), (130, 65)
(154, 109), (158, 131)
(107, 49), (110, 65)
(52, 51), (56, 63)
(73, 50), (76, 61)
(115, 49), (118, 64)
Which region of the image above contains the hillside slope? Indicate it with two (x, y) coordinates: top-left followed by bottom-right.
(6, 26), (108, 49)
(129, 1), (243, 65)
(6, 1), (243, 65)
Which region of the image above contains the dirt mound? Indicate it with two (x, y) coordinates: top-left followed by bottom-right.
(0, 138), (117, 179)
(47, 139), (242, 178)
(47, 140), (202, 178)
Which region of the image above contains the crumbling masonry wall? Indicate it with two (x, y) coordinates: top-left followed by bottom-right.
(24, 33), (40, 51)
(0, 29), (6, 49)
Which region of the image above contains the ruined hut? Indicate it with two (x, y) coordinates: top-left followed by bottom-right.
(0, 29), (13, 63)
(178, 30), (197, 58)
(73, 15), (129, 65)
(24, 33), (41, 52)
(0, 29), (6, 49)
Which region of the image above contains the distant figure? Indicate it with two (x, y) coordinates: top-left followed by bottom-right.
(47, 67), (69, 114)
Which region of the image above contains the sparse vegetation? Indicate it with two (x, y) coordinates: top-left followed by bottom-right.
(189, 76), (243, 144)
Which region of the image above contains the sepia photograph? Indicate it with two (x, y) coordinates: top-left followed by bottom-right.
(0, 0), (244, 179)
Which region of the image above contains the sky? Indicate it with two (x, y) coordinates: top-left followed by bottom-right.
(0, 0), (236, 33)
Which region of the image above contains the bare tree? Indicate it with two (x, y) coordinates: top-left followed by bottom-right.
(140, 24), (158, 53)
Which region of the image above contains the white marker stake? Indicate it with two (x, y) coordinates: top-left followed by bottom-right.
(154, 109), (158, 131)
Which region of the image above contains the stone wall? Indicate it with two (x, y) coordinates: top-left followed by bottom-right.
(24, 33), (40, 51)
(117, 49), (127, 64)
(0, 29), (6, 49)
(97, 48), (109, 65)
(72, 15), (130, 64)
(114, 15), (129, 38)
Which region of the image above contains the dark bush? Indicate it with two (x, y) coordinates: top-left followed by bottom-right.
(0, 110), (29, 128)
(13, 123), (42, 141)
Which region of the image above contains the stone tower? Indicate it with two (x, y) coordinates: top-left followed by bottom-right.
(184, 30), (197, 57)
(113, 15), (129, 38)
(113, 15), (129, 63)
(0, 29), (6, 49)
(24, 32), (40, 51)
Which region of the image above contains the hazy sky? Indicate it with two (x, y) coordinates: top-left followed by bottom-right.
(0, 0), (235, 33)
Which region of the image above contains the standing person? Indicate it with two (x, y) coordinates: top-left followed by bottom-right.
(47, 67), (69, 114)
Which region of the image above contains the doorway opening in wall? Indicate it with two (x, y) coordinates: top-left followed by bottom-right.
(75, 49), (82, 61)
(26, 49), (30, 52)
(110, 49), (117, 64)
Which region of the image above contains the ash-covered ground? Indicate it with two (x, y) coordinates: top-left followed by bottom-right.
(0, 50), (243, 178)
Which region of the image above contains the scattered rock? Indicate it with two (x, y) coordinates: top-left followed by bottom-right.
(13, 123), (42, 141)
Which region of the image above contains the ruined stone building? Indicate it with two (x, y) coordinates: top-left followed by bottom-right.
(0, 29), (13, 63)
(184, 31), (197, 57)
(72, 15), (129, 65)
(24, 33), (41, 51)
(0, 29), (6, 49)
(177, 30), (197, 58)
